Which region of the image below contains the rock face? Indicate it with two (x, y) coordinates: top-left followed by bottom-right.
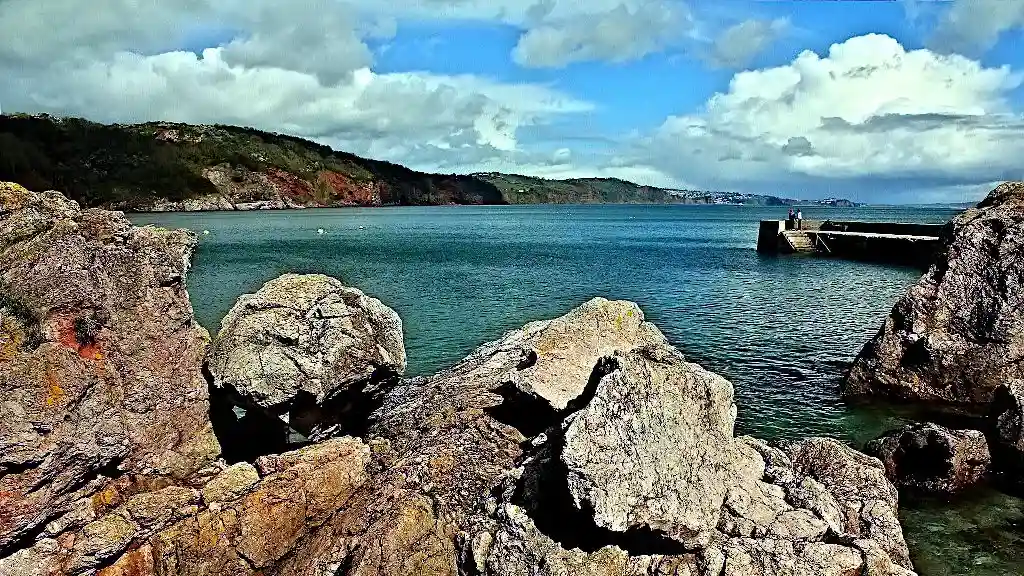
(0, 185), (916, 576)
(484, 345), (914, 576)
(208, 273), (406, 440)
(865, 423), (990, 495)
(988, 381), (1024, 481)
(843, 181), (1024, 407)
(0, 182), (220, 560)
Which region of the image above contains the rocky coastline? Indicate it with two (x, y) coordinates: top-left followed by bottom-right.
(1, 180), (914, 575)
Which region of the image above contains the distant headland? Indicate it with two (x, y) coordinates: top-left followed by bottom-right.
(0, 114), (858, 212)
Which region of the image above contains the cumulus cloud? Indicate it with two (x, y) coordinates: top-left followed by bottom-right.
(0, 0), (592, 168)
(512, 1), (694, 68)
(706, 18), (788, 68)
(634, 34), (1024, 197)
(928, 0), (1024, 55)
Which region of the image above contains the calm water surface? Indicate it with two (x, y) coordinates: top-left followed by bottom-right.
(132, 204), (1023, 576)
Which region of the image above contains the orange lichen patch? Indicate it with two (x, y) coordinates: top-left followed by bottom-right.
(45, 369), (67, 408)
(91, 484), (123, 515)
(0, 317), (20, 362)
(97, 544), (155, 576)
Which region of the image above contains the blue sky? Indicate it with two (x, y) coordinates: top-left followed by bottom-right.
(1, 0), (1023, 203)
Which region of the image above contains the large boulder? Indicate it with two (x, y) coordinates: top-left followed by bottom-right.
(843, 181), (1024, 407)
(208, 273), (406, 440)
(865, 423), (990, 495)
(0, 183), (220, 560)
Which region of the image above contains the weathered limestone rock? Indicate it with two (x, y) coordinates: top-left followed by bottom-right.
(473, 346), (914, 576)
(844, 181), (1024, 407)
(493, 298), (667, 414)
(988, 381), (1024, 482)
(865, 423), (990, 494)
(208, 273), (406, 440)
(0, 182), (220, 559)
(560, 346), (753, 548)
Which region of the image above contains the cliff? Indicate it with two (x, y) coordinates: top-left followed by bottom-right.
(0, 114), (855, 210)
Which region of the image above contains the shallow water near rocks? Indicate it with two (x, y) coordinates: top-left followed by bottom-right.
(132, 203), (1021, 576)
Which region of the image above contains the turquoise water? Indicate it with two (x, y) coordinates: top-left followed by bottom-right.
(130, 204), (1024, 575)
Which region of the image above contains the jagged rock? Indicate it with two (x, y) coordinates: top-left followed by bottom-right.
(865, 423), (990, 494)
(844, 181), (1024, 407)
(0, 438), (371, 576)
(560, 346), (754, 548)
(474, 346), (914, 576)
(208, 273), (406, 440)
(0, 182), (219, 560)
(989, 381), (1024, 482)
(201, 462), (260, 504)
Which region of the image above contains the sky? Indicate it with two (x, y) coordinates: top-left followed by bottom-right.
(1, 0), (1024, 203)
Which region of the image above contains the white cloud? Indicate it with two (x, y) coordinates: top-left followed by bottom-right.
(632, 34), (1024, 197)
(928, 0), (1024, 55)
(0, 0), (592, 168)
(706, 18), (788, 68)
(512, 1), (694, 68)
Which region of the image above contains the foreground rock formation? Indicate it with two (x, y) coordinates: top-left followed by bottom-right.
(1, 183), (916, 575)
(843, 181), (1024, 407)
(0, 182), (220, 563)
(865, 423), (990, 495)
(208, 274), (406, 441)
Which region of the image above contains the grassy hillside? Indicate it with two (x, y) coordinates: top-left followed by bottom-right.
(0, 114), (854, 210)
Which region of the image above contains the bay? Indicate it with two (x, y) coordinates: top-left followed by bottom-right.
(132, 203), (1022, 576)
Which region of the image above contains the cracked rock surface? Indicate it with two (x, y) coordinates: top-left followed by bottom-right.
(1, 184), (918, 576)
(208, 273), (406, 440)
(844, 181), (1024, 407)
(0, 182), (219, 562)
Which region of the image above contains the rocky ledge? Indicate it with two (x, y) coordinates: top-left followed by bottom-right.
(843, 181), (1024, 408)
(1, 183), (915, 575)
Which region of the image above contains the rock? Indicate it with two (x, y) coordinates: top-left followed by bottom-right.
(988, 381), (1024, 481)
(0, 182), (220, 559)
(477, 345), (914, 576)
(0, 438), (371, 576)
(559, 346), (753, 548)
(208, 273), (406, 440)
(844, 181), (1024, 407)
(865, 423), (990, 494)
(201, 463), (260, 504)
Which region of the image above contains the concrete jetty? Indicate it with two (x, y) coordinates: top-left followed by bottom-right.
(757, 219), (945, 268)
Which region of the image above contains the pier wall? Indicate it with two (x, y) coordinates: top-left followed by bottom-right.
(757, 219), (945, 268)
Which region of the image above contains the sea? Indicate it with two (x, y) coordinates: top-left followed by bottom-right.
(130, 204), (1024, 576)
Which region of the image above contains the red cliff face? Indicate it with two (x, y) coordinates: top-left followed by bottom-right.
(265, 169), (316, 203)
(316, 171), (385, 206)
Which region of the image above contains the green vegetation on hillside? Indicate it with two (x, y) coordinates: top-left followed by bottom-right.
(0, 114), (857, 209)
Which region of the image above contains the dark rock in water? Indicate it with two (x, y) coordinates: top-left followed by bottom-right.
(865, 423), (990, 495)
(207, 273), (406, 442)
(843, 181), (1024, 408)
(0, 184), (919, 576)
(0, 182), (220, 561)
(988, 381), (1024, 483)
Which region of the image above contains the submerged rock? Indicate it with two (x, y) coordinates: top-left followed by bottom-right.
(844, 181), (1024, 407)
(208, 273), (406, 440)
(0, 182), (219, 560)
(865, 423), (990, 495)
